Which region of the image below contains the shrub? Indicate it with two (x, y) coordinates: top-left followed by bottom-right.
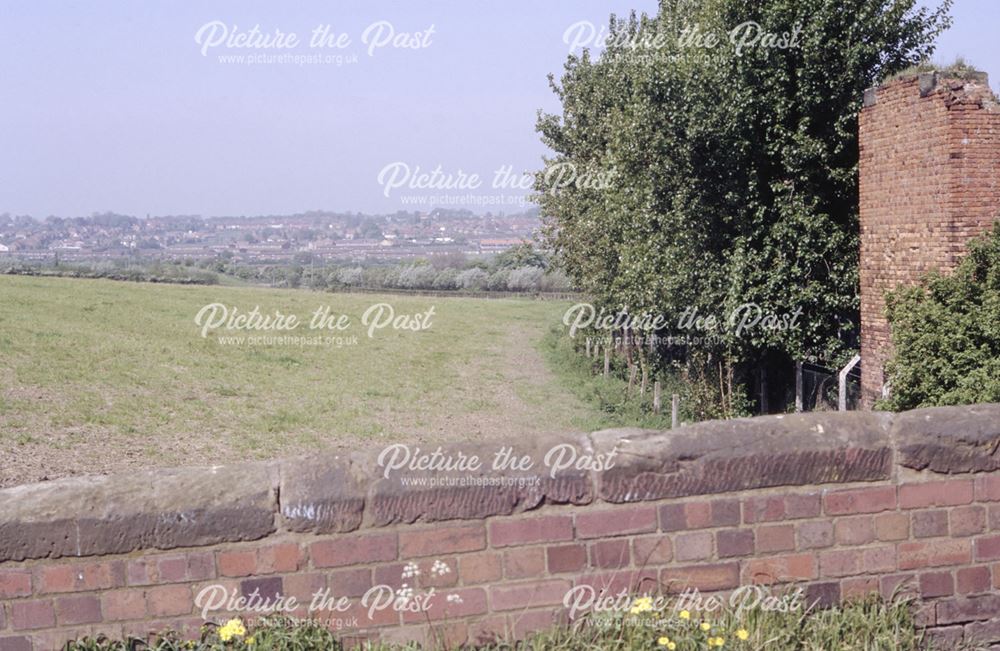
(881, 223), (1000, 410)
(456, 267), (488, 290)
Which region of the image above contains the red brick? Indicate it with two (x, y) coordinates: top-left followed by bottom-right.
(490, 515), (573, 547)
(217, 549), (257, 577)
(918, 571), (954, 598)
(709, 499), (742, 526)
(0, 570), (31, 598)
(716, 529), (754, 558)
(863, 545), (897, 574)
(0, 636), (31, 651)
(899, 480), (974, 509)
(547, 544), (588, 574)
(874, 512), (909, 541)
(258, 543), (302, 573)
(575, 569), (658, 595)
(912, 510), (949, 538)
(682, 502), (712, 529)
(974, 534), (1000, 561)
(674, 531), (712, 562)
(898, 540), (972, 570)
(956, 566), (992, 595)
(745, 554), (816, 584)
(504, 547), (546, 579)
(833, 516), (875, 546)
(990, 504), (1000, 531)
(819, 549), (862, 578)
(785, 493), (822, 519)
(490, 580), (571, 611)
(797, 521), (834, 549)
(400, 523), (485, 558)
(936, 594), (1000, 625)
(824, 486), (896, 515)
(282, 572), (326, 602)
(311, 532), (397, 567)
(950, 506), (986, 537)
(401, 586), (488, 623)
(756, 524), (795, 552)
(10, 600), (55, 630)
(54, 595), (102, 626)
(102, 589), (147, 621)
(659, 503), (687, 532)
(146, 585), (193, 617)
(632, 535), (672, 566)
(576, 506), (656, 539)
(661, 563), (739, 593)
(510, 608), (563, 639)
(975, 475), (1000, 502)
(743, 495), (785, 523)
(880, 573), (917, 600)
(459, 551), (503, 584)
(841, 576), (879, 600)
(35, 561), (123, 593)
(677, 499), (743, 529)
(327, 567), (373, 598)
(590, 540), (629, 569)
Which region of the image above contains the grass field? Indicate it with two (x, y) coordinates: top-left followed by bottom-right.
(0, 275), (599, 486)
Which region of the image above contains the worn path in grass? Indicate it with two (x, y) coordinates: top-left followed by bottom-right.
(0, 275), (597, 487)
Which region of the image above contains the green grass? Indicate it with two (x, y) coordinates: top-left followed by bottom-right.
(64, 594), (966, 650)
(0, 275), (598, 484)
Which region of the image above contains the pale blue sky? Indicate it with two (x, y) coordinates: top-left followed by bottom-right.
(0, 0), (995, 218)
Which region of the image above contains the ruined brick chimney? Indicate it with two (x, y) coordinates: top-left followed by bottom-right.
(859, 71), (1000, 407)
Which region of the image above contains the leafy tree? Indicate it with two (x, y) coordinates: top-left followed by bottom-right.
(881, 224), (1000, 410)
(536, 0), (952, 409)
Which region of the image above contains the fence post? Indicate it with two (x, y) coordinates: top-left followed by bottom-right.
(585, 338), (591, 358)
(653, 381), (662, 414)
(838, 354), (862, 411)
(671, 394), (679, 429)
(603, 346), (610, 378)
(795, 361), (803, 413)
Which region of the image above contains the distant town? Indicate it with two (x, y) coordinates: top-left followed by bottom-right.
(0, 208), (541, 263)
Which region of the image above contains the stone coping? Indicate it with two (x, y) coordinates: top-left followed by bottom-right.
(1, 404), (998, 563)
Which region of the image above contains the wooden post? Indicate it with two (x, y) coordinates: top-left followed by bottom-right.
(585, 338), (591, 358)
(653, 381), (662, 414)
(671, 394), (679, 429)
(641, 365), (648, 394)
(627, 366), (637, 393)
(795, 361), (803, 413)
(603, 346), (610, 378)
(759, 367), (768, 414)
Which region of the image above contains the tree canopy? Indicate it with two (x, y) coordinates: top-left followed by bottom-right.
(536, 0), (952, 406)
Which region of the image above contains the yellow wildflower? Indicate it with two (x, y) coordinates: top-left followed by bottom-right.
(657, 636), (670, 646)
(700, 622), (711, 631)
(736, 629), (749, 641)
(630, 596), (654, 614)
(218, 618), (246, 642)
(247, 636), (255, 645)
(679, 610), (691, 620)
(668, 644), (676, 651)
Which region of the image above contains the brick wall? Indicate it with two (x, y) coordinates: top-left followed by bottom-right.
(859, 72), (1000, 405)
(1, 405), (1000, 650)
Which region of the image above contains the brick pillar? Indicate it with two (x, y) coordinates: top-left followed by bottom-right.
(858, 72), (1000, 407)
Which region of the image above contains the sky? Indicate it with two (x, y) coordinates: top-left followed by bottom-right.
(0, 0), (996, 218)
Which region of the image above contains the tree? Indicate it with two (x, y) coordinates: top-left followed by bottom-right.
(536, 0), (952, 410)
(881, 224), (1000, 410)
